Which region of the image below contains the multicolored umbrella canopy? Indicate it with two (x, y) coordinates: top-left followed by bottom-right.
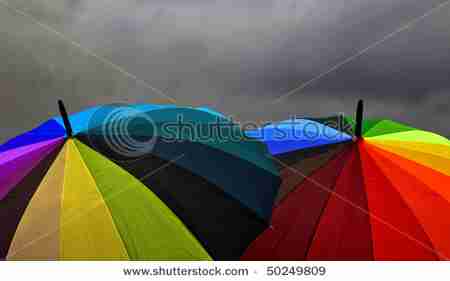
(0, 102), (280, 260)
(243, 100), (450, 261)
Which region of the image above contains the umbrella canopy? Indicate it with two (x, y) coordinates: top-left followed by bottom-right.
(0, 102), (280, 260)
(243, 100), (450, 261)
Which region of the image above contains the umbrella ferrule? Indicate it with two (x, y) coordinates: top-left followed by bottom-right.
(355, 99), (363, 138)
(58, 100), (73, 138)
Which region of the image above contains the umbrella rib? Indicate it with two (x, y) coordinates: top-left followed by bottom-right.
(268, 145), (354, 258)
(302, 151), (355, 259)
(275, 143), (351, 205)
(268, 154), (448, 260)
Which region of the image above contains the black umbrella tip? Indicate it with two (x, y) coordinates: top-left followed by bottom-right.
(58, 99), (73, 138)
(355, 99), (364, 138)
(357, 99), (364, 108)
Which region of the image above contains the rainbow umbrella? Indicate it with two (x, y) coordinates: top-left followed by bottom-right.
(243, 100), (450, 261)
(0, 101), (280, 260)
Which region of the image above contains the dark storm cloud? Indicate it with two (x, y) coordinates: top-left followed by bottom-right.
(0, 0), (449, 142)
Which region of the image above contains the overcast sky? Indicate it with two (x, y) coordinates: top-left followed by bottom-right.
(0, 0), (449, 141)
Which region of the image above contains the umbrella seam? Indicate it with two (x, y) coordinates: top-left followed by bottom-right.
(275, 142), (352, 205)
(364, 143), (448, 260)
(269, 145), (448, 260)
(267, 146), (353, 260)
(72, 142), (131, 260)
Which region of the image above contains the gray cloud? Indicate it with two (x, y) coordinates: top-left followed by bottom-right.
(0, 0), (449, 142)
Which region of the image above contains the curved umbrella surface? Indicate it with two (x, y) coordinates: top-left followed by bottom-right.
(243, 104), (450, 260)
(0, 103), (280, 260)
